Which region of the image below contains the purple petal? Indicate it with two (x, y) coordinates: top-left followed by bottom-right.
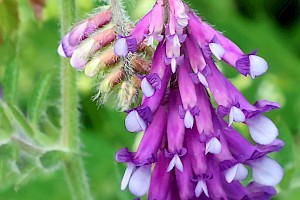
(116, 148), (134, 163)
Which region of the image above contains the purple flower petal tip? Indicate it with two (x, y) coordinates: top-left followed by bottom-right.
(116, 148), (133, 163)
(57, 44), (67, 57)
(114, 38), (129, 56)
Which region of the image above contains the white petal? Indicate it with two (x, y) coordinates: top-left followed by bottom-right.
(167, 155), (177, 172)
(173, 35), (181, 47)
(228, 107), (234, 127)
(249, 55), (268, 79)
(209, 43), (225, 60)
(251, 156), (283, 186)
(70, 39), (95, 69)
(229, 106), (245, 127)
(225, 163), (248, 183)
(197, 72), (208, 88)
(184, 110), (194, 129)
(147, 35), (154, 47)
(141, 78), (155, 97)
(177, 18), (189, 27)
(205, 137), (222, 155)
(195, 180), (209, 198)
(125, 110), (147, 132)
(129, 165), (151, 197)
(171, 57), (177, 73)
(121, 163), (136, 190)
(114, 38), (129, 56)
(57, 44), (67, 57)
(174, 154), (184, 172)
(246, 115), (278, 145)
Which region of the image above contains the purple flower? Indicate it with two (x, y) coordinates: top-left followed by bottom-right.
(113, 0), (283, 199)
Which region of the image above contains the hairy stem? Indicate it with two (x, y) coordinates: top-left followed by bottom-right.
(59, 1), (93, 199)
(110, 0), (134, 79)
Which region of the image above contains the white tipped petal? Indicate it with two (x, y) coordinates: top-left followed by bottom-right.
(125, 111), (147, 133)
(251, 156), (283, 186)
(184, 110), (194, 129)
(121, 163), (135, 190)
(173, 35), (181, 47)
(114, 38), (129, 56)
(197, 72), (208, 88)
(129, 165), (151, 197)
(229, 106), (245, 127)
(225, 163), (248, 183)
(147, 35), (154, 47)
(174, 154), (184, 172)
(167, 156), (176, 172)
(205, 137), (222, 155)
(195, 180), (209, 198)
(249, 55), (268, 79)
(177, 18), (189, 27)
(57, 44), (67, 57)
(228, 107), (234, 127)
(209, 43), (225, 60)
(171, 57), (177, 73)
(246, 115), (278, 145)
(70, 39), (95, 70)
(141, 78), (155, 97)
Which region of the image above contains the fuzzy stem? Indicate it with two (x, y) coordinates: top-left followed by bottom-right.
(110, 0), (134, 79)
(59, 1), (93, 200)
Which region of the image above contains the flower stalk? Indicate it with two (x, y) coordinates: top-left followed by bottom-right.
(59, 0), (93, 199)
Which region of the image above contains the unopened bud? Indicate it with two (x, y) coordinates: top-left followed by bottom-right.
(85, 9), (113, 36)
(93, 24), (116, 52)
(131, 56), (151, 74)
(99, 68), (124, 93)
(85, 47), (119, 77)
(117, 82), (138, 111)
(131, 75), (142, 88)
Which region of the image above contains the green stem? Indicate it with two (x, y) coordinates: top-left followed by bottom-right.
(59, 1), (93, 200)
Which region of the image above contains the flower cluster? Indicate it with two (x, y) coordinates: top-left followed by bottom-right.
(114, 0), (284, 199)
(57, 5), (152, 110)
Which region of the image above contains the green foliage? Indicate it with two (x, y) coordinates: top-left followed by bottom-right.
(3, 58), (19, 104)
(27, 70), (55, 124)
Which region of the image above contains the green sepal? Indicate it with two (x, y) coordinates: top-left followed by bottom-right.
(27, 70), (55, 124)
(3, 58), (19, 104)
(2, 102), (35, 138)
(39, 150), (66, 169)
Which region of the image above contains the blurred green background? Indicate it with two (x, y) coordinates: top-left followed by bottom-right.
(0, 0), (300, 199)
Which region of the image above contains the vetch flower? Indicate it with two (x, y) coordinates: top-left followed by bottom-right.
(115, 0), (283, 199)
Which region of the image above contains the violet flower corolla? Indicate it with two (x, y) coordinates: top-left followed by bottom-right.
(115, 0), (283, 199)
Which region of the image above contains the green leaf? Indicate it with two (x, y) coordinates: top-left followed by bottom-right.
(3, 58), (19, 104)
(2, 103), (35, 138)
(39, 150), (65, 169)
(0, 104), (13, 135)
(27, 70), (55, 124)
(14, 168), (40, 192)
(0, 142), (17, 160)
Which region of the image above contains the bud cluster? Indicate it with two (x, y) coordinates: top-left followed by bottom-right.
(58, 4), (152, 110)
